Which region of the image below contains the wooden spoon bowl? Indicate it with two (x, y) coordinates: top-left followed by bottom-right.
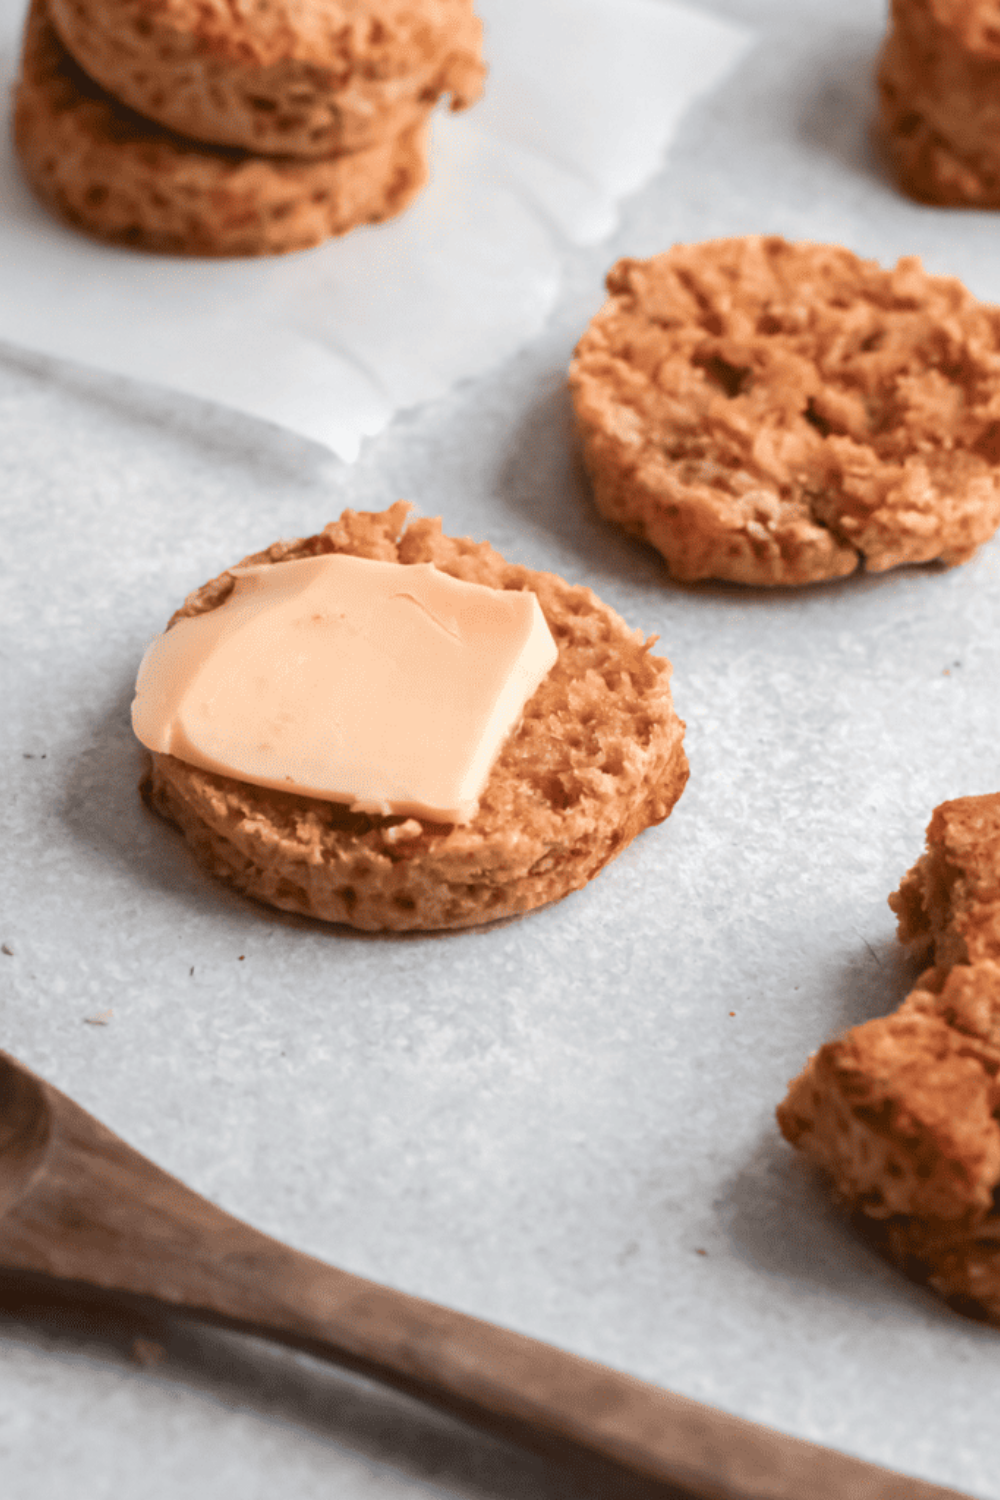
(0, 1050), (972, 1500)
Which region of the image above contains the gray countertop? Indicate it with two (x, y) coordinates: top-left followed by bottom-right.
(5, 0), (1000, 1495)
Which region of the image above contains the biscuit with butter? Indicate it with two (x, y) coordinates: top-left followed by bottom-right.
(778, 792), (1000, 1322)
(138, 504), (689, 931)
(569, 236), (1000, 586)
(14, 0), (427, 256)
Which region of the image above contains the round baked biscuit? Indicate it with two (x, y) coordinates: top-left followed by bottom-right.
(45, 0), (483, 158)
(14, 0), (428, 257)
(878, 0), (1000, 206)
(569, 236), (1000, 587)
(139, 504), (689, 932)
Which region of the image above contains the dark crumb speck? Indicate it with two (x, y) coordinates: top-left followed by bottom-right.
(1, 944), (12, 957)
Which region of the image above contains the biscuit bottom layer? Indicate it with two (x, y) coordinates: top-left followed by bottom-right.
(140, 504), (690, 931)
(13, 0), (428, 257)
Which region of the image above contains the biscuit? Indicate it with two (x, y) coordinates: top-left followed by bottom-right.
(14, 0), (428, 256)
(139, 504), (689, 932)
(569, 237), (1000, 587)
(778, 793), (1000, 1321)
(46, 0), (484, 158)
(877, 0), (1000, 206)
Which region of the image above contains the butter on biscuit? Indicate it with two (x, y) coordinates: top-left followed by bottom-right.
(134, 552), (557, 826)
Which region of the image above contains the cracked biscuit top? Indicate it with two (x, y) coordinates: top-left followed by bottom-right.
(569, 235), (1000, 586)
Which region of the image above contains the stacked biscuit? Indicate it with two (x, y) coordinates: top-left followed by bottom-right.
(878, 0), (1000, 206)
(13, 0), (484, 256)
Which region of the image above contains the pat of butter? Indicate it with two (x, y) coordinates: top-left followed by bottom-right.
(132, 552), (558, 825)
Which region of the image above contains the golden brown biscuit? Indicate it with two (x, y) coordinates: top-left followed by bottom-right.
(778, 793), (1000, 1321)
(46, 0), (483, 158)
(569, 237), (1000, 587)
(878, 0), (1000, 206)
(13, 0), (428, 256)
(889, 793), (1000, 967)
(140, 504), (689, 932)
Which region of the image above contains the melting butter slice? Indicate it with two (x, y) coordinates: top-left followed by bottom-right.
(132, 552), (558, 825)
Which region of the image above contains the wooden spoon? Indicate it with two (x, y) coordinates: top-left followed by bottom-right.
(0, 1049), (971, 1500)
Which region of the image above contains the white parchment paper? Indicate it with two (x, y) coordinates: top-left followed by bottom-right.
(0, 0), (749, 459)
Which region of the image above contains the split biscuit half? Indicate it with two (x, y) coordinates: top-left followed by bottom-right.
(139, 504), (690, 932)
(779, 793), (1000, 1322)
(46, 0), (484, 157)
(569, 236), (1000, 586)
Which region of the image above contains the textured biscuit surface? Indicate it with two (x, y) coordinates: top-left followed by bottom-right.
(14, 0), (428, 256)
(140, 504), (689, 932)
(778, 793), (1000, 1321)
(569, 236), (1000, 586)
(46, 0), (483, 157)
(878, 0), (1000, 206)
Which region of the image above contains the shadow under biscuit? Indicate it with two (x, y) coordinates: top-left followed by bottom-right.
(495, 371), (668, 591)
(53, 681), (254, 919)
(793, 28), (890, 188)
(717, 1129), (990, 1329)
(825, 933), (924, 1034)
(51, 683), (511, 942)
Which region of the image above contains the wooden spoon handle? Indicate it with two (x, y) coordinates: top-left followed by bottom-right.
(0, 1069), (971, 1500)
